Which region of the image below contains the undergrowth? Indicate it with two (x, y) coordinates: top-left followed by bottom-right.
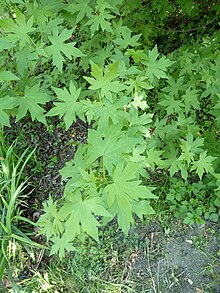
(0, 0), (219, 291)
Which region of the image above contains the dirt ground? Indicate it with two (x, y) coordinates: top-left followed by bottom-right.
(128, 221), (220, 293)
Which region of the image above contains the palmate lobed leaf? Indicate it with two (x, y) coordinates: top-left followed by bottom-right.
(15, 84), (51, 124)
(84, 61), (127, 101)
(191, 151), (216, 180)
(142, 45), (175, 84)
(45, 28), (85, 72)
(65, 0), (92, 23)
(50, 235), (76, 259)
(87, 125), (139, 174)
(59, 191), (110, 243)
(0, 7), (35, 49)
(104, 161), (157, 234)
(47, 81), (83, 130)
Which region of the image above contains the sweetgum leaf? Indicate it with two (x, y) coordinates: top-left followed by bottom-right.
(59, 191), (110, 242)
(191, 151), (216, 179)
(45, 28), (85, 72)
(87, 125), (138, 174)
(142, 45), (174, 83)
(104, 161), (156, 234)
(65, 0), (92, 23)
(15, 84), (51, 124)
(50, 236), (76, 259)
(84, 61), (127, 101)
(0, 7), (35, 49)
(114, 26), (141, 49)
(47, 81), (83, 130)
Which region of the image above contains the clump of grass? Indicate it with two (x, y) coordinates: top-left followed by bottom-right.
(0, 129), (45, 291)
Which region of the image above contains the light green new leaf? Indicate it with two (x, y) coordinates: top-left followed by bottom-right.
(59, 191), (110, 242)
(50, 236), (76, 259)
(0, 96), (17, 127)
(84, 61), (127, 101)
(38, 197), (64, 240)
(191, 151), (216, 180)
(142, 45), (174, 83)
(47, 82), (83, 130)
(87, 126), (138, 174)
(104, 161), (157, 234)
(45, 28), (85, 72)
(128, 93), (149, 110)
(15, 84), (51, 124)
(0, 7), (35, 49)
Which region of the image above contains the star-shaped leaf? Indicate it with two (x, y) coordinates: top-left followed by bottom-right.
(47, 82), (83, 130)
(59, 191), (110, 242)
(114, 26), (141, 49)
(87, 126), (138, 174)
(142, 45), (174, 83)
(15, 84), (51, 124)
(50, 236), (76, 259)
(65, 0), (92, 23)
(191, 151), (216, 179)
(84, 61), (127, 101)
(45, 28), (85, 72)
(0, 7), (35, 49)
(159, 95), (184, 115)
(181, 88), (200, 113)
(104, 161), (157, 234)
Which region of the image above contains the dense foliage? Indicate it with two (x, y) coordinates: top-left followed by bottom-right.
(0, 0), (219, 260)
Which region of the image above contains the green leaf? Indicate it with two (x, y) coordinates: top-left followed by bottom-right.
(50, 236), (76, 259)
(85, 2), (115, 34)
(45, 28), (85, 72)
(0, 7), (35, 49)
(145, 149), (164, 170)
(0, 96), (17, 127)
(178, 132), (204, 166)
(47, 82), (83, 130)
(159, 95), (184, 115)
(128, 93), (149, 110)
(114, 26), (141, 49)
(132, 200), (155, 220)
(87, 126), (138, 174)
(15, 84), (51, 124)
(84, 61), (127, 101)
(181, 88), (200, 113)
(0, 70), (20, 82)
(59, 191), (110, 242)
(142, 45), (174, 83)
(104, 161), (156, 234)
(0, 38), (14, 51)
(65, 0), (92, 23)
(191, 151), (216, 180)
(94, 95), (130, 131)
